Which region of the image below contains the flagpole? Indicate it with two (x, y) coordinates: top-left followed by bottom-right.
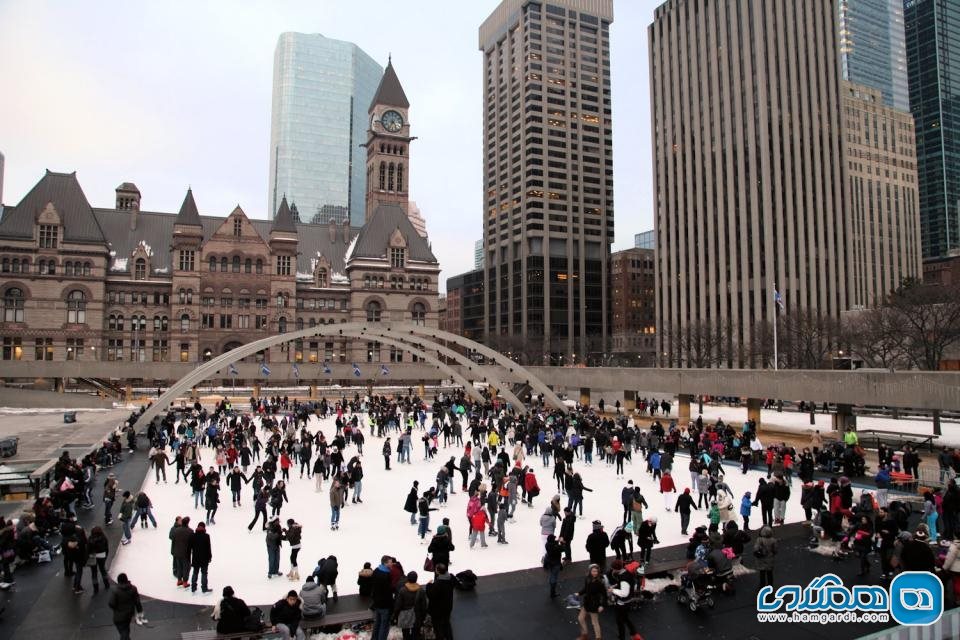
(773, 309), (778, 371)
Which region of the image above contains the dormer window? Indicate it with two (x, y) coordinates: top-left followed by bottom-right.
(134, 258), (147, 280)
(317, 268), (328, 287)
(39, 224), (58, 249)
(233, 217), (242, 237)
(390, 247), (406, 268)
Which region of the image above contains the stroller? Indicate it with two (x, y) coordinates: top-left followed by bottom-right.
(676, 566), (717, 612)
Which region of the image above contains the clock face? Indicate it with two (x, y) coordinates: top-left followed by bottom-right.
(381, 110), (403, 133)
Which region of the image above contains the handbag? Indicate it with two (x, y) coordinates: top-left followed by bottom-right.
(423, 556), (435, 572)
(397, 608), (416, 629)
(625, 521), (634, 533)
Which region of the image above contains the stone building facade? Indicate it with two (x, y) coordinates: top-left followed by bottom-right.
(0, 62), (439, 373)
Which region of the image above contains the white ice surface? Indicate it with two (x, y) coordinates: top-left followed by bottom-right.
(110, 413), (807, 605)
(674, 403), (959, 447)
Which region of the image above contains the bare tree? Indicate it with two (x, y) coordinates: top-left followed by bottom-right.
(886, 279), (960, 371)
(841, 306), (908, 370)
(750, 319), (775, 369)
(779, 308), (840, 369)
(685, 319), (726, 368)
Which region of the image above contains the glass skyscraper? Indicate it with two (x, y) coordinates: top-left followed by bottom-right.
(838, 0), (910, 111)
(268, 33), (382, 225)
(904, 0), (960, 259)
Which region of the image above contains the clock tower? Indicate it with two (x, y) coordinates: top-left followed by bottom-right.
(364, 58), (413, 222)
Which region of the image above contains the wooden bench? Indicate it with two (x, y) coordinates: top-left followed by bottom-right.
(181, 609), (374, 640)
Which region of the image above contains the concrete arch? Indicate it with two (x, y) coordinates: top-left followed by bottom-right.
(334, 330), (487, 406)
(354, 326), (526, 410)
(371, 323), (567, 413)
(132, 321), (563, 431)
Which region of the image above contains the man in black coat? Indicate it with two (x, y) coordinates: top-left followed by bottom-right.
(189, 521), (212, 593)
(270, 590), (303, 640)
(585, 520), (610, 568)
(370, 556), (395, 640)
(559, 507), (576, 563)
(426, 564), (458, 640)
(216, 586), (251, 634)
(108, 573), (143, 640)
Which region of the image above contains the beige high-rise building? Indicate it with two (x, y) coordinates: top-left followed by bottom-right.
(650, 0), (850, 368)
(479, 0), (614, 364)
(842, 81), (922, 307)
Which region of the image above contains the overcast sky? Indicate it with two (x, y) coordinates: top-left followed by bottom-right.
(0, 0), (658, 289)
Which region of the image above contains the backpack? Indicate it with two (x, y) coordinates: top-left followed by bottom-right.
(753, 542), (768, 558)
(244, 606), (264, 632)
(455, 569), (477, 590)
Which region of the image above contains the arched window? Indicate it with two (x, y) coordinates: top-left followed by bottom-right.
(379, 162), (386, 190)
(3, 288), (24, 323)
(134, 258), (146, 280)
(36, 260), (46, 275)
(64, 262), (73, 276)
(366, 300), (382, 323)
(245, 258), (252, 274)
(278, 317), (287, 333)
(220, 257), (228, 272)
(186, 289), (193, 304)
(364, 275), (371, 288)
(116, 314), (125, 331)
(108, 315), (117, 331)
(296, 318), (304, 331)
(180, 314), (190, 331)
(232, 256), (240, 273)
(412, 302), (426, 326)
(178, 288), (186, 304)
(388, 163), (395, 191)
(397, 164), (404, 191)
(161, 315), (168, 331)
(256, 259), (264, 274)
(138, 315), (147, 331)
(209, 256), (217, 272)
(47, 260), (56, 275)
(66, 290), (86, 324)
(1, 258), (8, 273)
(153, 315), (161, 331)
(20, 258), (29, 273)
(309, 318), (316, 328)
(82, 262), (91, 276)
(317, 268), (327, 287)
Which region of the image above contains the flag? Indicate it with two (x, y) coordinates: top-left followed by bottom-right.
(773, 288), (785, 311)
(380, 364), (390, 376)
(260, 363), (271, 377)
(292, 363), (300, 379)
(322, 361), (332, 375)
(352, 363), (361, 378)
(228, 363), (238, 377)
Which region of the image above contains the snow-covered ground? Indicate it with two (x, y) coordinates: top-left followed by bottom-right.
(677, 403), (960, 447)
(109, 413), (808, 605)
(0, 407), (115, 415)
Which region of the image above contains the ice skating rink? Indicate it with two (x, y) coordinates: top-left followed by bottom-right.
(109, 413), (808, 604)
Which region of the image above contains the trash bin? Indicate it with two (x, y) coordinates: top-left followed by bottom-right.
(0, 437), (18, 458)
(63, 411), (77, 424)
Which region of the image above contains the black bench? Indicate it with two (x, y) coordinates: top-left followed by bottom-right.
(180, 609), (374, 640)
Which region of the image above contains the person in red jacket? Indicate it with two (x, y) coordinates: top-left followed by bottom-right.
(469, 509), (489, 549)
(524, 469), (540, 507)
(280, 452), (292, 482)
(659, 471), (677, 512)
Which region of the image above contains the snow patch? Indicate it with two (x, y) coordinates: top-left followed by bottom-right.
(331, 271), (349, 284)
(153, 267), (169, 274)
(345, 233), (358, 261)
(135, 240), (154, 257)
(296, 271), (314, 282)
(110, 257), (128, 272)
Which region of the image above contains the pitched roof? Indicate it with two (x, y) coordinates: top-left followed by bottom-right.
(116, 182), (140, 193)
(272, 196), (298, 234)
(369, 59), (409, 111)
(0, 170), (106, 243)
(349, 203), (437, 263)
(175, 188), (202, 226)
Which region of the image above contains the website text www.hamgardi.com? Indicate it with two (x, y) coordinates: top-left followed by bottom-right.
(757, 611), (890, 624)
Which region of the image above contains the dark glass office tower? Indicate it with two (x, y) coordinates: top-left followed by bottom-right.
(904, 0), (960, 259)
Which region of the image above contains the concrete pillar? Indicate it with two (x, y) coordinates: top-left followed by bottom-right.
(579, 387), (591, 408)
(125, 383), (133, 403)
(832, 404), (856, 432)
(190, 386), (199, 402)
(309, 385), (316, 399)
(366, 382), (373, 399)
(417, 383), (426, 398)
(933, 410), (942, 436)
(253, 383), (261, 399)
(747, 397), (762, 431)
(623, 390), (637, 412)
(678, 394), (693, 425)
(54, 378), (64, 393)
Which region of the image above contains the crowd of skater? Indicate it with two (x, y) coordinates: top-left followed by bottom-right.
(3, 388), (960, 640)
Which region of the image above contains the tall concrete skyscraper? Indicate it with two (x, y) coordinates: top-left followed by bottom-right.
(838, 0), (910, 111)
(650, 0), (849, 368)
(842, 81), (922, 307)
(479, 0), (614, 363)
(268, 33), (382, 225)
(904, 0), (960, 260)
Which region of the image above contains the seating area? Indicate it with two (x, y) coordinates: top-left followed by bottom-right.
(180, 608), (374, 640)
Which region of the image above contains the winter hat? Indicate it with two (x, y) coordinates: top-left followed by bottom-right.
(684, 488), (690, 494)
(628, 480), (634, 486)
(437, 525), (448, 535)
(592, 520), (602, 530)
(611, 558), (624, 571)
(223, 586), (234, 597)
(744, 491), (751, 498)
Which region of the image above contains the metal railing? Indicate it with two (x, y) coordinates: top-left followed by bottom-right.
(856, 607), (960, 640)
